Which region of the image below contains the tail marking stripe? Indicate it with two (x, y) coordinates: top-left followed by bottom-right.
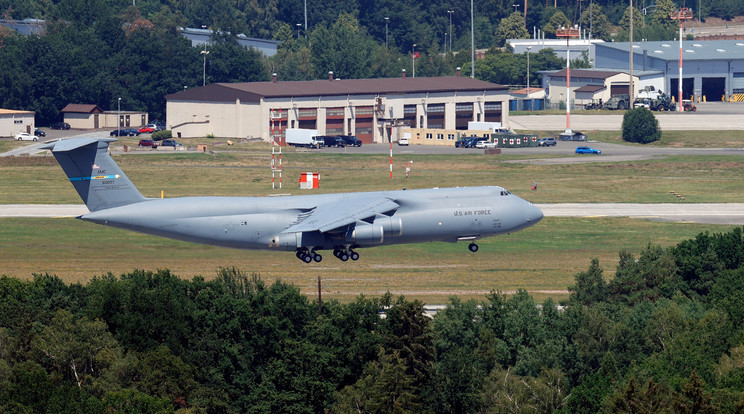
(69, 174), (121, 182)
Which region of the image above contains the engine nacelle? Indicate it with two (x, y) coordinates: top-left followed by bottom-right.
(347, 216), (402, 245)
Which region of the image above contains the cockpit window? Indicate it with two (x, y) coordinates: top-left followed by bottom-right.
(500, 190), (511, 196)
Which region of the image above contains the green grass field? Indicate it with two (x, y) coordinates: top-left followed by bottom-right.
(1, 135), (743, 303)
(0, 216), (733, 303)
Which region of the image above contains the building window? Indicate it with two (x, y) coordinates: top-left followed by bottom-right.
(427, 103), (445, 113)
(298, 108), (317, 118)
(455, 103), (473, 111)
(355, 106), (374, 116)
(447, 134), (455, 140)
(14, 120), (23, 124)
(404, 105), (417, 115)
(484, 102), (501, 111)
(437, 133), (444, 140)
(326, 108), (344, 117)
(425, 133), (433, 140)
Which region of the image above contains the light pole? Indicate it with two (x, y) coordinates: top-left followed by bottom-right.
(557, 26), (580, 134)
(304, 0), (307, 35)
(447, 10), (454, 53)
(671, 8), (693, 110)
(201, 25), (209, 87)
(470, 0), (474, 78)
(117, 97), (121, 130)
(412, 43), (416, 78)
(296, 23), (302, 39)
(384, 17), (389, 48)
(526, 46), (532, 108)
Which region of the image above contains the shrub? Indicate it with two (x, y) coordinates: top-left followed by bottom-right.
(152, 130), (172, 141)
(622, 107), (660, 144)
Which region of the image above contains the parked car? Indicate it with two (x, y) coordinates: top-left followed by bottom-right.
(558, 131), (587, 141)
(575, 146), (601, 154)
(475, 140), (497, 149)
(50, 122), (70, 130)
(340, 135), (362, 147)
(398, 137), (409, 146)
(15, 132), (38, 141)
(463, 136), (489, 148)
(138, 126), (155, 134)
(138, 139), (158, 148)
(538, 137), (556, 147)
(34, 128), (46, 137)
(319, 136), (345, 147)
(110, 128), (140, 137)
(160, 139), (182, 147)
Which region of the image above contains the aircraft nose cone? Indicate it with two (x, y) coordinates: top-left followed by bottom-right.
(525, 203), (543, 224)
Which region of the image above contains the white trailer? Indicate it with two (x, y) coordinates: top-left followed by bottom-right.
(467, 121), (503, 133)
(285, 129), (322, 148)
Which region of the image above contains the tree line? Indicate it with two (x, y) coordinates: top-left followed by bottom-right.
(0, 0), (739, 125)
(3, 227), (744, 412)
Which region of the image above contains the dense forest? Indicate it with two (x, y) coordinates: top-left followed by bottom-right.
(3, 227), (744, 412)
(1, 0), (740, 125)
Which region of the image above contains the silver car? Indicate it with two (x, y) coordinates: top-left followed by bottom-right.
(15, 132), (38, 141)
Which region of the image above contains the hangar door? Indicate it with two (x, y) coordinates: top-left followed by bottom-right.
(670, 78), (694, 101)
(701, 77), (725, 101)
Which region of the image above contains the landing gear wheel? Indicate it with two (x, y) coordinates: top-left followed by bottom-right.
(296, 251), (304, 259)
(468, 243), (479, 253)
(303, 254), (312, 263)
(350, 251), (359, 261)
(339, 252), (349, 261)
(313, 254), (322, 263)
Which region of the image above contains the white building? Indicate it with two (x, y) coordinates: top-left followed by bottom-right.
(0, 109), (35, 137)
(164, 73), (511, 143)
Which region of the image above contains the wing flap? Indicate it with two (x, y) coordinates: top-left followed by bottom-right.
(283, 197), (399, 234)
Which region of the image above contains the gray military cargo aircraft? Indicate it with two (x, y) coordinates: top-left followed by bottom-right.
(43, 138), (543, 263)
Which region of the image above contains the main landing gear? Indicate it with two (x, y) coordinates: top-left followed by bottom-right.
(296, 248), (322, 263)
(468, 242), (479, 252)
(295, 247), (360, 263)
(333, 248), (359, 262)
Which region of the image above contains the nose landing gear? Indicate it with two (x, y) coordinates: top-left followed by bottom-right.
(468, 242), (479, 252)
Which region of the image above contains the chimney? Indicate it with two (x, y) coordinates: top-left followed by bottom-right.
(271, 73), (277, 83)
(328, 71), (334, 81)
(456, 67), (461, 77)
(401, 69), (407, 79)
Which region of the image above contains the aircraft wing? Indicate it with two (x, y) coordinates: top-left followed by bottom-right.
(283, 196), (399, 234)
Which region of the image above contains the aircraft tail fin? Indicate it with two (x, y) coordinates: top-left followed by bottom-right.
(42, 138), (146, 212)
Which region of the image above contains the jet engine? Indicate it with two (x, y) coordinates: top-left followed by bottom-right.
(346, 215), (402, 244)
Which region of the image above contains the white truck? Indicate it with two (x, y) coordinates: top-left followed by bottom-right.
(285, 129), (322, 148)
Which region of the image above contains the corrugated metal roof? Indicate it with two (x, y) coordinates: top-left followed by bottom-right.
(549, 69), (623, 79)
(166, 76), (508, 103)
(599, 40), (744, 61)
(61, 104), (103, 113)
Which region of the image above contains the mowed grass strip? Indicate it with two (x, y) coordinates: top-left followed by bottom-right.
(0, 216), (733, 303)
(2, 150), (743, 203)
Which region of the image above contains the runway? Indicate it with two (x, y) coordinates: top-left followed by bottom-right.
(3, 203), (743, 225)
